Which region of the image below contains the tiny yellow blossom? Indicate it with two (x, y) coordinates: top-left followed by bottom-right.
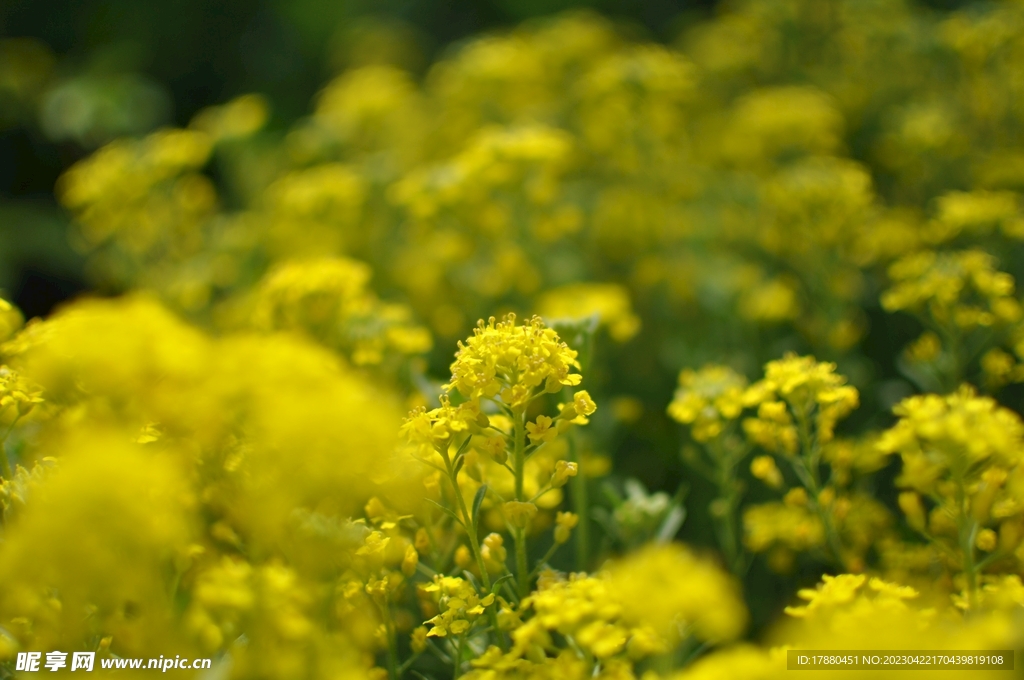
(446, 314), (581, 405)
(572, 390), (597, 418)
(750, 455), (783, 488)
(550, 460), (578, 488)
(0, 298), (23, 344)
(481, 533), (507, 574)
(537, 282), (641, 342)
(401, 544), (419, 577)
(743, 354), (858, 453)
(554, 511), (579, 544)
(503, 501), (538, 529)
(668, 365), (748, 441)
(410, 626), (428, 653)
(421, 575), (494, 638)
(526, 415), (557, 443)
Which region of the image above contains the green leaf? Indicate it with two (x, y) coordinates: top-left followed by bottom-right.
(454, 434), (474, 458)
(490, 572), (514, 595)
(471, 483), (488, 525)
(425, 499), (463, 527)
(656, 504), (686, 543)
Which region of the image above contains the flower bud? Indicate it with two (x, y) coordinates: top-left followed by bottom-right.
(402, 544), (419, 577)
(750, 455), (783, 488)
(415, 527), (431, 555)
(554, 511), (578, 544)
(976, 528), (997, 552)
(784, 488), (808, 507)
(526, 416), (557, 444)
(551, 460), (578, 488)
(454, 545), (472, 569)
(503, 501), (538, 530)
(480, 435), (507, 464)
(0, 299), (23, 344)
(365, 496), (386, 520)
(898, 492), (926, 532)
(999, 520), (1022, 553)
(482, 533), (507, 573)
(411, 626), (428, 653)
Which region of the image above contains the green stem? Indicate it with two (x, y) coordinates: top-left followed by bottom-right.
(515, 528), (529, 600)
(710, 438), (743, 575)
(439, 441), (510, 651)
(0, 439), (11, 481)
(438, 443), (491, 591)
(529, 541), (561, 581)
(716, 495), (741, 575)
(513, 413), (526, 501)
(795, 409), (847, 570)
(933, 323), (964, 393)
(0, 416), (18, 480)
(453, 633), (466, 680)
(386, 608), (399, 680)
(975, 548), (1003, 572)
(568, 435), (590, 571)
(953, 459), (978, 607)
(398, 651), (423, 675)
(512, 411), (531, 599)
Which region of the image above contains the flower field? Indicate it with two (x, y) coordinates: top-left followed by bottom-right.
(2, 1), (1024, 678)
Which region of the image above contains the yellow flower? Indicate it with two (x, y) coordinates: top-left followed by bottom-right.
(401, 544), (419, 577)
(723, 86), (842, 165)
(478, 434), (508, 464)
(526, 415), (557, 443)
(977, 528), (998, 552)
(253, 257), (431, 365)
(898, 491), (926, 532)
(930, 190), (1023, 243)
(503, 501), (538, 529)
(0, 430), (192, 652)
(481, 533), (507, 573)
(750, 455), (783, 488)
(446, 314), (581, 405)
(421, 575), (494, 638)
(783, 574), (916, 618)
(550, 461), (578, 488)
(511, 571), (663, 663)
(0, 298), (23, 344)
(410, 626), (428, 653)
(878, 385), (1024, 494)
(743, 502), (824, 553)
(669, 645), (778, 680)
(742, 354), (858, 452)
(536, 282), (641, 342)
(401, 396), (487, 450)
(572, 390), (597, 419)
(189, 93), (268, 142)
(607, 543), (747, 643)
(454, 545), (473, 570)
(0, 366), (43, 418)
(554, 511), (578, 544)
(668, 365), (748, 442)
(882, 249), (1021, 330)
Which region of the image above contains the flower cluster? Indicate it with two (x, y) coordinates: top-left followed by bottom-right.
(743, 354), (859, 453)
(878, 387), (1024, 592)
(882, 250), (1021, 330)
(667, 365), (747, 442)
(7, 1), (1024, 678)
(446, 314), (582, 405)
(252, 257), (432, 366)
(420, 575), (495, 638)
